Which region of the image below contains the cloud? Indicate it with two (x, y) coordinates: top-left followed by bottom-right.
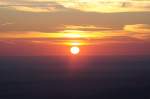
(1, 22), (13, 26)
(0, 0), (150, 13)
(124, 24), (150, 39)
(0, 1), (67, 13)
(124, 24), (150, 33)
(11, 6), (57, 13)
(64, 25), (112, 31)
(0, 24), (149, 42)
(58, 0), (150, 13)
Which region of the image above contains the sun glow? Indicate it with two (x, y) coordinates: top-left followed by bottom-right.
(63, 40), (89, 46)
(70, 46), (80, 55)
(64, 33), (81, 38)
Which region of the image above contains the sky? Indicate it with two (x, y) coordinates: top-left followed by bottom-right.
(0, 0), (150, 56)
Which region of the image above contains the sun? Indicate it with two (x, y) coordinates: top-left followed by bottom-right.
(70, 46), (80, 55)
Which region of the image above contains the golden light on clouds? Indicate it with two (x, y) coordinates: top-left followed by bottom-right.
(65, 25), (112, 30)
(124, 24), (150, 39)
(124, 24), (150, 33)
(0, 28), (105, 39)
(62, 30), (101, 39)
(11, 6), (57, 13)
(62, 40), (90, 46)
(0, 24), (149, 42)
(0, 0), (150, 13)
(0, 32), (103, 39)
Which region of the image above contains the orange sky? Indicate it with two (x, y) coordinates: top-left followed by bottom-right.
(0, 38), (149, 56)
(0, 0), (150, 56)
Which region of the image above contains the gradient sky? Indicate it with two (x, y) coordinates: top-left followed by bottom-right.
(0, 0), (150, 56)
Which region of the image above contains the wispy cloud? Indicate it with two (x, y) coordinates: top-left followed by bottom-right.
(124, 24), (150, 39)
(57, 0), (150, 13)
(64, 25), (112, 31)
(0, 0), (67, 13)
(1, 22), (13, 26)
(0, 0), (150, 13)
(124, 24), (150, 33)
(0, 23), (149, 42)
